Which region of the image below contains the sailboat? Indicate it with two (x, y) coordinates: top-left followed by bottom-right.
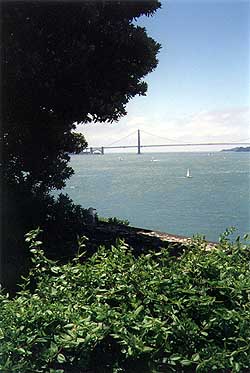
(186, 168), (192, 178)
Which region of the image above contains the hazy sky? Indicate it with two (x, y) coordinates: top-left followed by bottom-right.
(77, 0), (250, 152)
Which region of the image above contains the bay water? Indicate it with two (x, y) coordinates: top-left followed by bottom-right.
(62, 152), (250, 242)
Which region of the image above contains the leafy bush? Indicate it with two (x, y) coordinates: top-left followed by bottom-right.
(43, 193), (90, 257)
(1, 229), (250, 372)
(1, 191), (91, 293)
(99, 216), (130, 226)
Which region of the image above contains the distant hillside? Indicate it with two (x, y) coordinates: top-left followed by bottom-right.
(221, 146), (250, 152)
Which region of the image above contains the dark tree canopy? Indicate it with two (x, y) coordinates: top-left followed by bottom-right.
(3, 1), (161, 123)
(1, 0), (161, 291)
(1, 0), (161, 192)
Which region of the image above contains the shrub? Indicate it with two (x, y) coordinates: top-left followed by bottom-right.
(1, 192), (91, 293)
(99, 216), (130, 226)
(0, 229), (250, 372)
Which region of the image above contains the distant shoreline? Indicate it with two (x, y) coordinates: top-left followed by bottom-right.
(221, 146), (250, 153)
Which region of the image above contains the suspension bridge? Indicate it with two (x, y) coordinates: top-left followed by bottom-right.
(84, 129), (250, 154)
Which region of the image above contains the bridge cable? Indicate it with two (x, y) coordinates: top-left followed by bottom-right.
(106, 130), (138, 147)
(141, 130), (250, 145)
(140, 129), (187, 143)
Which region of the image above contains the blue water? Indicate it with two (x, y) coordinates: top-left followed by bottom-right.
(61, 152), (250, 242)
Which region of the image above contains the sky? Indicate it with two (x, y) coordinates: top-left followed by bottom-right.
(77, 0), (250, 152)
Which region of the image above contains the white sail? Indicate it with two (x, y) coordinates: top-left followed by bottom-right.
(186, 168), (192, 178)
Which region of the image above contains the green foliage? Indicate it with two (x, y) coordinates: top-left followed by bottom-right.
(100, 216), (130, 226)
(1, 0), (161, 291)
(1, 0), (161, 194)
(1, 230), (250, 372)
(1, 192), (90, 293)
(43, 194), (90, 253)
(107, 217), (130, 226)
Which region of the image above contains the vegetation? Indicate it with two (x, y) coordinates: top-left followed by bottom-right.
(1, 0), (161, 291)
(1, 229), (250, 372)
(99, 217), (130, 226)
(2, 0), (160, 194)
(1, 3), (248, 372)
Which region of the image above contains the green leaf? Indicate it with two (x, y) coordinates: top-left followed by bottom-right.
(0, 328), (4, 339)
(142, 346), (153, 353)
(127, 346), (133, 356)
(59, 333), (73, 342)
(17, 347), (26, 354)
(57, 353), (66, 363)
(49, 341), (58, 356)
(51, 266), (60, 274)
(181, 359), (192, 366)
(192, 353), (200, 362)
(234, 362), (240, 372)
(170, 355), (181, 361)
(201, 331), (208, 336)
(133, 305), (144, 316)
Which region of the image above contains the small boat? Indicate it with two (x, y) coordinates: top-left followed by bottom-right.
(186, 168), (192, 178)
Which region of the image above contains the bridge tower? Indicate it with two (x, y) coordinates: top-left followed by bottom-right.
(137, 129), (141, 154)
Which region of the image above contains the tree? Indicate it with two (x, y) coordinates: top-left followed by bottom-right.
(0, 0), (161, 291)
(1, 0), (161, 193)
